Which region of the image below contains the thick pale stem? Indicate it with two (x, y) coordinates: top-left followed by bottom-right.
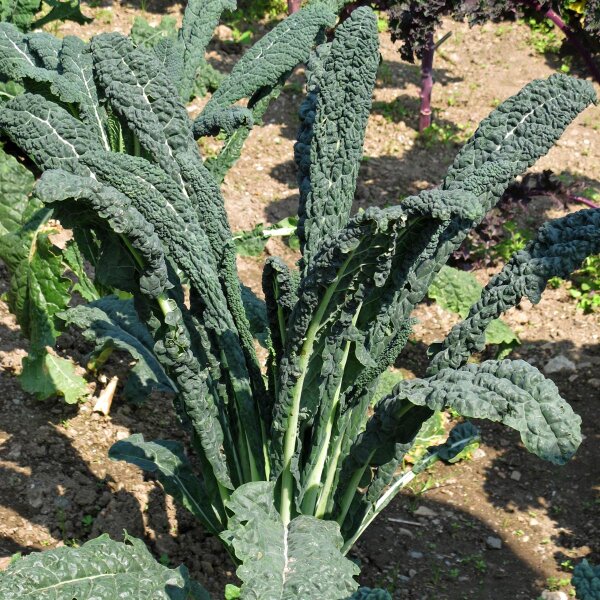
(301, 305), (362, 515)
(336, 450), (374, 527)
(279, 254), (354, 525)
(314, 423), (347, 518)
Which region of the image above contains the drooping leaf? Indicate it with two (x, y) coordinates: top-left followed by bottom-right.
(60, 295), (174, 404)
(221, 481), (359, 599)
(429, 208), (600, 373)
(428, 265), (519, 350)
(354, 359), (582, 471)
(0, 533), (210, 599)
(431, 421), (480, 464)
(109, 434), (222, 534)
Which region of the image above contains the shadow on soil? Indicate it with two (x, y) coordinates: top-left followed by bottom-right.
(1, 315), (598, 597)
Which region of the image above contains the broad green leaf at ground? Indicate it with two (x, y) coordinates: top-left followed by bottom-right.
(0, 533), (210, 599)
(222, 481), (359, 599)
(0, 145), (95, 402)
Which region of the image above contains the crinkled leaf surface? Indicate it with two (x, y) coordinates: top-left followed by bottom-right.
(205, 3), (336, 112)
(373, 359), (582, 466)
(295, 7), (380, 268)
(222, 481), (359, 599)
(429, 208), (600, 372)
(572, 559), (600, 600)
(0, 533), (209, 599)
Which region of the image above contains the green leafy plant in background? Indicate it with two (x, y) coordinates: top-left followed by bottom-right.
(0, 0), (90, 31)
(0, 145), (95, 402)
(568, 255), (600, 311)
(234, 216), (299, 256)
(0, 1), (599, 597)
(428, 266), (520, 358)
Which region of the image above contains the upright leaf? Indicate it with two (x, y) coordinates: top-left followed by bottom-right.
(295, 7), (379, 268)
(178, 0), (236, 101)
(204, 3), (336, 113)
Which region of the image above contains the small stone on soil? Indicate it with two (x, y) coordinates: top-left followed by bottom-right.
(472, 448), (487, 460)
(413, 506), (437, 518)
(541, 591), (568, 600)
(486, 536), (502, 550)
(408, 551), (423, 559)
(398, 528), (414, 538)
(543, 355), (576, 374)
(510, 470), (522, 482)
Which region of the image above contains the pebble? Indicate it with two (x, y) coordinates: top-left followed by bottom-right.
(588, 378), (600, 389)
(408, 569), (417, 578)
(510, 470), (522, 482)
(398, 528), (414, 538)
(413, 506), (437, 518)
(541, 591), (568, 600)
(408, 551), (423, 559)
(472, 448), (487, 460)
(543, 355), (576, 374)
(486, 536), (502, 550)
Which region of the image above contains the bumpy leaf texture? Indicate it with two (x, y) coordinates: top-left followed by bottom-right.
(573, 560), (600, 600)
(295, 7), (379, 269)
(429, 208), (600, 373)
(222, 481), (359, 599)
(0, 534), (209, 599)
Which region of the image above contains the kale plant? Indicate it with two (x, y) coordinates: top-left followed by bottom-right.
(0, 0), (328, 402)
(0, 3), (599, 598)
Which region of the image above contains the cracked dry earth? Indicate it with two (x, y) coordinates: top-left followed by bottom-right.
(0, 2), (599, 598)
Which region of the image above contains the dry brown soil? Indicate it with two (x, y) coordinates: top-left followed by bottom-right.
(0, 3), (599, 599)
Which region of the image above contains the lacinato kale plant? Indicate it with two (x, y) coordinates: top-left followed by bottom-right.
(0, 0), (330, 403)
(0, 3), (598, 598)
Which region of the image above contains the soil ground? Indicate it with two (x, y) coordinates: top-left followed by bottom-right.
(0, 3), (599, 599)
